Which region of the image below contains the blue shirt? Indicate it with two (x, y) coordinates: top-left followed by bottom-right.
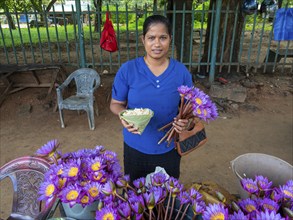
(112, 56), (193, 154)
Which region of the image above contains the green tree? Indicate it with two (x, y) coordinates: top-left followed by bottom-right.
(0, 0), (61, 29)
(0, 0), (31, 29)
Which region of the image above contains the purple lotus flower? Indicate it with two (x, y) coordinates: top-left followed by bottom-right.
(286, 180), (293, 188)
(117, 201), (132, 219)
(78, 191), (91, 207)
(95, 145), (106, 153)
(133, 177), (146, 189)
(191, 200), (206, 215)
(178, 85), (192, 96)
(258, 198), (280, 212)
(62, 158), (81, 179)
(60, 184), (81, 207)
(241, 178), (259, 194)
(255, 175), (273, 191)
(178, 191), (191, 205)
(189, 187), (203, 201)
(35, 139), (60, 159)
(151, 172), (168, 187)
(202, 203), (229, 220)
(84, 182), (102, 201)
(278, 184), (293, 200)
(165, 177), (183, 195)
(115, 175), (130, 188)
(102, 180), (117, 196)
(86, 156), (105, 173)
(38, 181), (57, 206)
(96, 206), (120, 220)
(229, 210), (249, 220)
(143, 191), (155, 210)
(128, 191), (145, 215)
(254, 209), (285, 220)
(238, 198), (258, 214)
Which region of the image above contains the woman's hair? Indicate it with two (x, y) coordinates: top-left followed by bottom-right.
(143, 14), (172, 37)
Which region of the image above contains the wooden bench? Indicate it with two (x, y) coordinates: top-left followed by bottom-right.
(0, 64), (67, 107)
(264, 49), (293, 72)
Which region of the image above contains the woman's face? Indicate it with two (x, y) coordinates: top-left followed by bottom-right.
(142, 23), (171, 60)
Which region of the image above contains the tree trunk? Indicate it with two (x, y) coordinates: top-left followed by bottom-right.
(167, 0), (193, 67)
(94, 0), (102, 33)
(46, 0), (58, 13)
(200, 0), (244, 75)
(5, 6), (16, 30)
(278, 0), (283, 8)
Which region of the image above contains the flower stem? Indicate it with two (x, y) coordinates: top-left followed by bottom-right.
(179, 204), (190, 220)
(182, 101), (192, 117)
(179, 95), (185, 119)
(158, 121), (173, 131)
(168, 196), (176, 220)
(164, 193), (172, 220)
(149, 209), (152, 220)
(166, 127), (176, 143)
(158, 126), (174, 145)
(116, 193), (127, 202)
(174, 204), (184, 220)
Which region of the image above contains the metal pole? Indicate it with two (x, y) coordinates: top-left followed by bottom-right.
(76, 0), (86, 68)
(209, 0), (222, 83)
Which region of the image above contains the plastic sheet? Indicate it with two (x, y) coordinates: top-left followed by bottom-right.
(274, 8), (293, 40)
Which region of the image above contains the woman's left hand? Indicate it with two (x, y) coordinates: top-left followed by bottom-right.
(172, 118), (190, 133)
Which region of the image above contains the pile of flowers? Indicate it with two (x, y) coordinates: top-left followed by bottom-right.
(235, 175), (293, 220)
(36, 140), (293, 219)
(158, 85), (218, 145)
(36, 140), (122, 208)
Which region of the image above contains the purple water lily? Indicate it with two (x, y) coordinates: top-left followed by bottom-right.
(258, 198), (280, 212)
(229, 210), (249, 220)
(238, 198), (258, 214)
(151, 172), (168, 187)
(133, 177), (146, 189)
(178, 85), (192, 96)
(241, 177), (259, 194)
(96, 206), (120, 220)
(254, 209), (285, 220)
(278, 184), (293, 200)
(202, 203), (229, 220)
(60, 184), (81, 207)
(117, 201), (132, 219)
(191, 200), (206, 215)
(38, 180), (57, 207)
(115, 175), (130, 188)
(35, 139), (61, 163)
(143, 190), (155, 210)
(255, 175), (273, 191)
(84, 182), (102, 201)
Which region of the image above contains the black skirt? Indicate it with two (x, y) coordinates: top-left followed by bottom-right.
(123, 142), (181, 182)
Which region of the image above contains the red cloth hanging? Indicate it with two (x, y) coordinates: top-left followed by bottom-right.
(100, 12), (118, 52)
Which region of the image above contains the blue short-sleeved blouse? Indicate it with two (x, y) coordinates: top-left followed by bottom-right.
(112, 56), (193, 154)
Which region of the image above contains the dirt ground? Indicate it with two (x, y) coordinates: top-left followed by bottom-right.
(0, 70), (292, 218)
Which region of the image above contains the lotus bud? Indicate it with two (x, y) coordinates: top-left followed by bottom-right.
(231, 201), (240, 212)
(215, 191), (226, 203)
(283, 207), (293, 218)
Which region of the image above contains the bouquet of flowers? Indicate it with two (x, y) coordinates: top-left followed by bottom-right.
(36, 140), (123, 208)
(158, 85), (218, 145)
(119, 108), (154, 134)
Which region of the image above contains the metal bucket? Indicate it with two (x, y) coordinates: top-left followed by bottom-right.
(230, 153), (293, 198)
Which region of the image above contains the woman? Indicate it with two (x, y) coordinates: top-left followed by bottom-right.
(110, 15), (193, 181)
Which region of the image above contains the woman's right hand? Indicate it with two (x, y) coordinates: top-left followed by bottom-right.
(120, 118), (141, 134)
